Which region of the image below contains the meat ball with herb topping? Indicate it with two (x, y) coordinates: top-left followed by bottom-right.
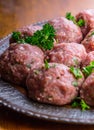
(81, 29), (94, 53)
(48, 17), (83, 43)
(0, 43), (44, 86)
(82, 51), (94, 67)
(46, 43), (87, 67)
(26, 63), (84, 106)
(76, 9), (94, 36)
(80, 72), (94, 106)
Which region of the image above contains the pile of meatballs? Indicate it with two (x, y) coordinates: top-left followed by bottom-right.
(1, 9), (94, 106)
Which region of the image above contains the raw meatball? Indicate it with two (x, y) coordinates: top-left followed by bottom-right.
(46, 43), (87, 67)
(10, 25), (42, 43)
(26, 63), (84, 106)
(0, 43), (44, 86)
(82, 51), (94, 67)
(80, 72), (94, 106)
(76, 9), (94, 36)
(48, 17), (83, 43)
(81, 29), (94, 52)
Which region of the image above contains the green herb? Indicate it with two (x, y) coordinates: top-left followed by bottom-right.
(89, 31), (94, 37)
(12, 32), (21, 41)
(82, 61), (94, 77)
(77, 19), (85, 27)
(71, 98), (90, 111)
(30, 23), (56, 50)
(80, 99), (90, 111)
(65, 12), (76, 24)
(70, 67), (83, 79)
(66, 12), (85, 27)
(72, 81), (78, 87)
(12, 23), (56, 50)
(34, 70), (40, 74)
(73, 57), (79, 66)
(26, 64), (31, 68)
(44, 60), (50, 69)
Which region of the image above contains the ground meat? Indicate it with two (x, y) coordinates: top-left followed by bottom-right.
(26, 63), (84, 106)
(10, 25), (42, 43)
(81, 29), (94, 52)
(80, 72), (94, 106)
(48, 17), (83, 43)
(46, 43), (87, 67)
(76, 9), (94, 36)
(0, 43), (44, 86)
(82, 51), (94, 67)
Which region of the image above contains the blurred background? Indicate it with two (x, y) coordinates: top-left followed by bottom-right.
(0, 0), (94, 39)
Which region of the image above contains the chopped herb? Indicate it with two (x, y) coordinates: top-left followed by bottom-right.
(12, 23), (56, 50)
(77, 19), (85, 27)
(70, 67), (83, 79)
(72, 81), (78, 87)
(12, 32), (21, 41)
(71, 98), (90, 111)
(80, 99), (90, 111)
(26, 64), (31, 68)
(73, 57), (79, 66)
(66, 12), (76, 24)
(66, 12), (85, 27)
(89, 31), (94, 37)
(82, 61), (94, 77)
(34, 70), (40, 74)
(31, 23), (56, 50)
(44, 60), (50, 69)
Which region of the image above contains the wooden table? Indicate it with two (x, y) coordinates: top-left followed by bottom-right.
(0, 0), (94, 129)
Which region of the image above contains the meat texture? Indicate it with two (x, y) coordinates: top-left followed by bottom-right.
(48, 17), (83, 43)
(82, 51), (94, 67)
(80, 72), (94, 106)
(26, 63), (84, 105)
(81, 29), (94, 52)
(46, 43), (87, 67)
(0, 43), (44, 86)
(76, 9), (94, 36)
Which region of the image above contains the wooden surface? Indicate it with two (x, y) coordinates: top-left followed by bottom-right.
(0, 0), (94, 129)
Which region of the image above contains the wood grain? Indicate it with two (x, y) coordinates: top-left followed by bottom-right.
(1, 0), (94, 129)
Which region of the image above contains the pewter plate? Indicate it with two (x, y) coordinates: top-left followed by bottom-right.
(0, 23), (94, 125)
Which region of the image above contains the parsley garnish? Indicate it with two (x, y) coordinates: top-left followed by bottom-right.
(66, 12), (76, 24)
(72, 81), (78, 87)
(89, 31), (94, 37)
(12, 23), (56, 50)
(44, 60), (50, 69)
(82, 61), (94, 77)
(72, 98), (90, 111)
(66, 12), (85, 27)
(77, 19), (85, 27)
(70, 67), (83, 79)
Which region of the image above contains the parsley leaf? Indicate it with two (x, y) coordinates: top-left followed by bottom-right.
(70, 67), (83, 79)
(89, 31), (94, 37)
(72, 81), (78, 87)
(30, 23), (56, 50)
(66, 12), (76, 24)
(77, 19), (85, 27)
(12, 32), (21, 41)
(82, 61), (94, 77)
(66, 12), (85, 27)
(12, 23), (55, 50)
(44, 60), (50, 69)
(71, 98), (90, 111)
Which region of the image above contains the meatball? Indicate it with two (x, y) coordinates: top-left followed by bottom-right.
(82, 51), (94, 67)
(0, 43), (44, 86)
(76, 9), (94, 36)
(46, 43), (87, 67)
(80, 72), (94, 106)
(48, 17), (83, 43)
(10, 25), (42, 43)
(26, 63), (84, 106)
(81, 29), (94, 52)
